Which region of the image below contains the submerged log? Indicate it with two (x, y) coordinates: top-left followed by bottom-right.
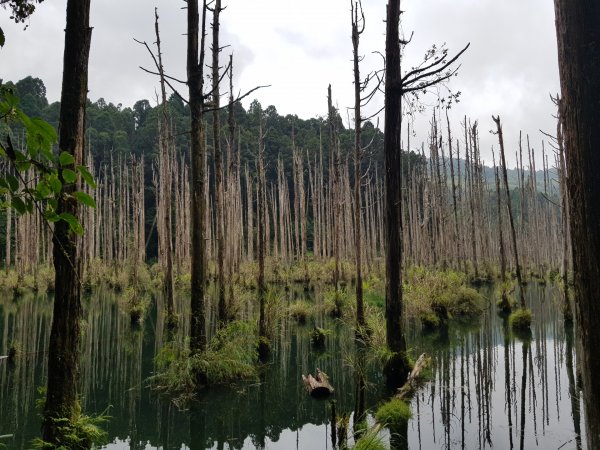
(397, 353), (429, 401)
(302, 368), (334, 397)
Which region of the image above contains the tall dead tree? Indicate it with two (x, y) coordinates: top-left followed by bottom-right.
(211, 0), (227, 326)
(256, 109), (269, 361)
(493, 116), (526, 310)
(154, 8), (176, 328)
(382, 0), (468, 387)
(188, 0), (208, 356)
(554, 1), (600, 447)
(43, 0), (92, 443)
(351, 0), (366, 330)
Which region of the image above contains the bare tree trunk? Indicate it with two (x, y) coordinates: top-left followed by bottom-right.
(155, 8), (176, 328)
(554, 2), (600, 446)
(383, 0), (409, 388)
(351, 1), (365, 330)
(493, 116), (526, 309)
(256, 110), (269, 361)
(188, 0), (208, 357)
(43, 0), (91, 443)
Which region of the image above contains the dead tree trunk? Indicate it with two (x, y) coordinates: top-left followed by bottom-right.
(188, 0), (208, 357)
(351, 0), (365, 330)
(211, 0), (227, 327)
(383, 0), (409, 388)
(554, 1), (600, 446)
(256, 110), (269, 361)
(493, 116), (526, 310)
(43, 0), (92, 443)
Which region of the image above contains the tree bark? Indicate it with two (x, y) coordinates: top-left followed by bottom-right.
(43, 0), (91, 443)
(188, 0), (208, 356)
(351, 1), (365, 330)
(383, 0), (409, 388)
(554, 1), (600, 447)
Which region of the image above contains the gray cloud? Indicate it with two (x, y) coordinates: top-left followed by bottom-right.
(0, 0), (560, 166)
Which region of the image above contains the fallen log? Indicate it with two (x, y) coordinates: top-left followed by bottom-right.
(302, 368), (334, 397)
(396, 353), (430, 401)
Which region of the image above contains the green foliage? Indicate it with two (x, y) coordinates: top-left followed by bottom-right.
(150, 321), (258, 406)
(310, 326), (329, 348)
(324, 287), (350, 318)
(33, 387), (109, 450)
(404, 267), (484, 328)
(288, 300), (313, 324)
(352, 428), (386, 450)
(375, 398), (412, 426)
(509, 308), (532, 331)
(0, 87), (96, 236)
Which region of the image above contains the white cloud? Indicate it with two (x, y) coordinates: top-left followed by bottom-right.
(0, 0), (560, 166)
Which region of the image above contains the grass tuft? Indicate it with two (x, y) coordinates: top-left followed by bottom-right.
(375, 398), (412, 427)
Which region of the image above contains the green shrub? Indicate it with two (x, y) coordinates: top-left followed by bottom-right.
(288, 300), (312, 324)
(353, 428), (386, 450)
(509, 308), (532, 330)
(150, 321), (258, 406)
(375, 398), (412, 426)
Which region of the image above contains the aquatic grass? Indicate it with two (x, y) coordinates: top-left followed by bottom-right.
(150, 321), (258, 406)
(375, 398), (412, 426)
(288, 300), (313, 324)
(33, 388), (109, 450)
(352, 427), (386, 450)
(324, 287), (351, 318)
(510, 308), (532, 330)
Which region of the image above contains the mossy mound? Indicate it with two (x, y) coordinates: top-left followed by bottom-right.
(375, 398), (412, 426)
(509, 308), (532, 331)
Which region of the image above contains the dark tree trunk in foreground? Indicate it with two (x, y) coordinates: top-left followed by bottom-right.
(383, 0), (409, 388)
(554, 1), (600, 447)
(212, 0), (227, 326)
(43, 0), (91, 443)
(188, 0), (208, 355)
(351, 0), (365, 331)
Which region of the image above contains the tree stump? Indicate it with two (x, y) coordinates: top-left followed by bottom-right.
(302, 368), (334, 397)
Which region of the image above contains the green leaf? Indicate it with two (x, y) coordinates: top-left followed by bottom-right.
(0, 28), (5, 48)
(18, 112), (57, 160)
(72, 191), (96, 209)
(59, 151), (75, 166)
(44, 210), (60, 223)
(48, 174), (62, 195)
(62, 169), (77, 184)
(58, 213), (84, 236)
(6, 175), (19, 192)
(11, 196), (26, 214)
(76, 165), (96, 189)
(35, 180), (51, 198)
(15, 161), (31, 172)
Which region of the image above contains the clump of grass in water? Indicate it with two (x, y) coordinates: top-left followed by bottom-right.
(375, 398), (412, 427)
(324, 287), (350, 318)
(404, 267), (484, 329)
(509, 308), (532, 330)
(352, 427), (386, 450)
(310, 326), (330, 348)
(288, 300), (313, 324)
(150, 321), (258, 406)
(32, 388), (109, 450)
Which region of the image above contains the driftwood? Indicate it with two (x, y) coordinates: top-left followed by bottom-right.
(397, 353), (429, 401)
(302, 368), (334, 397)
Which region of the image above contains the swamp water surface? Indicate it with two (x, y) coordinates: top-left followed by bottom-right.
(0, 283), (586, 449)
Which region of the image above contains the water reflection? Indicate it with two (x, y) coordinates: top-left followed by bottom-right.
(0, 283), (587, 449)
(405, 284), (586, 450)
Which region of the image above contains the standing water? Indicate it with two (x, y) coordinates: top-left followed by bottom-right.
(0, 283), (586, 449)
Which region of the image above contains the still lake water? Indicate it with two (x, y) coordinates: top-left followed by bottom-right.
(0, 283), (586, 449)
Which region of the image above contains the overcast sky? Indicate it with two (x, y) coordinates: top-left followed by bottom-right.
(0, 0), (559, 167)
